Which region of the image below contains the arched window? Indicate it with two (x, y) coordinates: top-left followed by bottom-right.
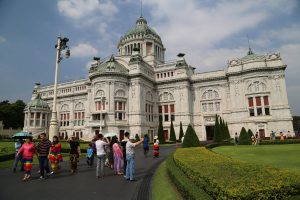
(201, 89), (220, 113)
(96, 90), (105, 97)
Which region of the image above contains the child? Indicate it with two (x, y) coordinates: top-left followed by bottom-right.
(86, 143), (94, 166)
(153, 136), (159, 158)
(16, 137), (37, 181)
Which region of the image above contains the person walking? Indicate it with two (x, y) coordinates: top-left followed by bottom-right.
(121, 132), (129, 174)
(16, 137), (37, 181)
(49, 136), (63, 174)
(112, 136), (123, 175)
(95, 134), (108, 179)
(37, 133), (52, 179)
(143, 134), (149, 157)
(68, 136), (81, 173)
(153, 137), (159, 158)
(125, 134), (144, 181)
(234, 132), (239, 145)
(86, 143), (94, 166)
(12, 139), (24, 173)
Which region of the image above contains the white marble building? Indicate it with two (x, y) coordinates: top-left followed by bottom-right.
(23, 16), (293, 141)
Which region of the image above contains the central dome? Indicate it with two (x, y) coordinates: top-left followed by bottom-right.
(122, 16), (160, 40)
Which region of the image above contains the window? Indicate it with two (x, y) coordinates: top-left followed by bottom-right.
(145, 103), (154, 122)
(248, 95), (271, 117)
(202, 103), (207, 112)
(74, 111), (85, 126)
(60, 113), (70, 127)
(95, 101), (105, 111)
(115, 101), (126, 120)
(158, 104), (175, 122)
(215, 102), (220, 111)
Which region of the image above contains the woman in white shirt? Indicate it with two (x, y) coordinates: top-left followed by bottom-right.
(95, 134), (108, 179)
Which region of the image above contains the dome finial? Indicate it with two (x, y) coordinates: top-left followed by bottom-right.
(140, 0), (143, 17)
(246, 34), (254, 55)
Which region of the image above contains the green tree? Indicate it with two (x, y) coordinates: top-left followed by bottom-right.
(213, 115), (222, 143)
(179, 121), (184, 142)
(169, 120), (176, 142)
(0, 100), (26, 129)
(248, 129), (254, 139)
(225, 122), (231, 140)
(239, 127), (251, 145)
(157, 119), (165, 144)
(182, 124), (201, 148)
(135, 133), (140, 141)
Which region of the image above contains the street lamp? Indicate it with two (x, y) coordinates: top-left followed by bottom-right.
(49, 35), (70, 141)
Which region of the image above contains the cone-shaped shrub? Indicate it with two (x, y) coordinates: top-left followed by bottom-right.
(135, 133), (140, 141)
(248, 129), (254, 139)
(182, 124), (201, 148)
(225, 122), (231, 139)
(157, 119), (165, 144)
(239, 127), (251, 145)
(213, 115), (222, 143)
(169, 120), (176, 142)
(179, 121), (184, 142)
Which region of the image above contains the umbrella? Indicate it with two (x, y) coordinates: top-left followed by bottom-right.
(103, 132), (118, 138)
(12, 131), (32, 139)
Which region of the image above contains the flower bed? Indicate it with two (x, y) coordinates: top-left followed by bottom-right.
(173, 147), (300, 199)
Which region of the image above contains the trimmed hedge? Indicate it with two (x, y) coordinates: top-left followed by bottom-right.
(166, 154), (212, 200)
(260, 139), (300, 145)
(182, 124), (201, 148)
(173, 147), (300, 199)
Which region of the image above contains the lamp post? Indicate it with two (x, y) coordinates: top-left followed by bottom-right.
(48, 35), (70, 141)
(99, 97), (106, 134)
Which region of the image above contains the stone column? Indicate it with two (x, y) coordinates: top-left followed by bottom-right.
(39, 112), (43, 127)
(34, 112), (37, 128)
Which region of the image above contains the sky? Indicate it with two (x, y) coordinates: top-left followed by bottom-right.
(0, 0), (300, 115)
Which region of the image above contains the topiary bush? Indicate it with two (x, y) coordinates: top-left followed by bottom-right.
(182, 124), (201, 148)
(248, 129), (254, 139)
(169, 120), (176, 142)
(179, 121), (184, 142)
(239, 127), (251, 145)
(213, 115), (222, 143)
(157, 119), (165, 144)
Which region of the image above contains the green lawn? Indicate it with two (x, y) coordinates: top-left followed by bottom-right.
(213, 144), (300, 173)
(152, 161), (182, 200)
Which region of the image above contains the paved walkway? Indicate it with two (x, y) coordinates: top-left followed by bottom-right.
(0, 145), (176, 200)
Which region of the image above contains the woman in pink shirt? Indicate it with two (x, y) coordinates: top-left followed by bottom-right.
(17, 137), (37, 181)
(112, 136), (123, 175)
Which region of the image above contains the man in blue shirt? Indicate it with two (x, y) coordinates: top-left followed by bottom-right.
(12, 139), (24, 172)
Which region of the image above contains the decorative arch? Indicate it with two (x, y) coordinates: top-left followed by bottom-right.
(247, 81), (267, 93)
(115, 89), (126, 97)
(159, 92), (175, 102)
(96, 90), (105, 97)
(74, 102), (84, 110)
(61, 104), (69, 111)
(202, 89), (219, 100)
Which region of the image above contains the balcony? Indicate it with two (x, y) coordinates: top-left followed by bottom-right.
(86, 120), (105, 127)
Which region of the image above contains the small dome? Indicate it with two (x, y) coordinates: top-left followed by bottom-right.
(27, 93), (50, 109)
(93, 56), (129, 74)
(121, 16), (161, 40)
(241, 48), (266, 62)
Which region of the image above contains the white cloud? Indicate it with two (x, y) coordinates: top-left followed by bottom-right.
(0, 35), (6, 43)
(144, 0), (296, 69)
(58, 0), (118, 19)
(71, 43), (99, 58)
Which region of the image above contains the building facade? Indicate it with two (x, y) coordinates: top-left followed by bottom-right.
(23, 16), (294, 141)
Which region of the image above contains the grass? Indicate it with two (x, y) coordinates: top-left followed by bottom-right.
(152, 161), (182, 200)
(0, 141), (15, 156)
(213, 144), (300, 173)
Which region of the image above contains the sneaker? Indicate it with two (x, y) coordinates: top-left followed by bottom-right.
(49, 172), (54, 175)
(39, 176), (45, 180)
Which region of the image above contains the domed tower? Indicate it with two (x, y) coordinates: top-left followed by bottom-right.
(23, 93), (51, 138)
(117, 16), (165, 65)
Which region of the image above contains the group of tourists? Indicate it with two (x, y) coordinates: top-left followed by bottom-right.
(12, 132), (160, 182)
(13, 133), (63, 181)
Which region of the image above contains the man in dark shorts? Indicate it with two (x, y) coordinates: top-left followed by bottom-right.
(68, 136), (81, 173)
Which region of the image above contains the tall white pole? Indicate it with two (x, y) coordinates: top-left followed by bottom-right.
(48, 36), (61, 141)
